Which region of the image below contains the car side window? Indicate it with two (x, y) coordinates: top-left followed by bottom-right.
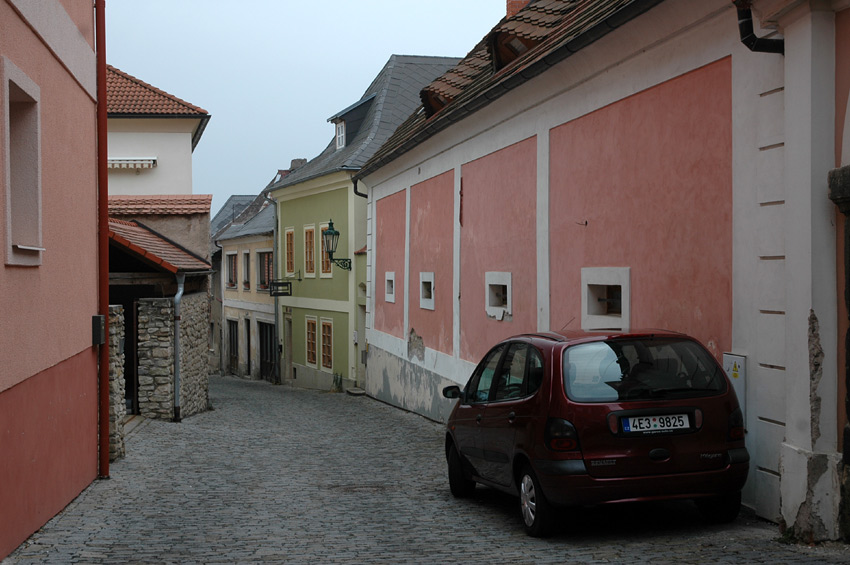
(466, 344), (505, 404)
(525, 347), (544, 396)
(493, 343), (528, 401)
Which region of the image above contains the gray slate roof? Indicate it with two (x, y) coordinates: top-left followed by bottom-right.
(211, 195), (256, 237)
(217, 203), (275, 241)
(270, 54), (461, 190)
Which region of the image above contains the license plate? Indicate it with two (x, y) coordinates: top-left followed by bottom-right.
(622, 414), (689, 433)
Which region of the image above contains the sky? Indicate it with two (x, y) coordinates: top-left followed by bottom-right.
(105, 0), (507, 217)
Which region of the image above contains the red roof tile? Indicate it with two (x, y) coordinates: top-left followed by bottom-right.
(107, 65), (208, 116)
(108, 194), (212, 216)
(109, 218), (210, 273)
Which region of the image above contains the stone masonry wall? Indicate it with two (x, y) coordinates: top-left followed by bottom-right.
(108, 305), (126, 461)
(179, 292), (210, 418)
(137, 294), (210, 421)
(137, 299), (174, 420)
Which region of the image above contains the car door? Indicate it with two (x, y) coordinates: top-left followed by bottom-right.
(478, 342), (543, 487)
(451, 344), (505, 478)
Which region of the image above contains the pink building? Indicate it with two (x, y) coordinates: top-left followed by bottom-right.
(0, 0), (105, 557)
(356, 0), (850, 542)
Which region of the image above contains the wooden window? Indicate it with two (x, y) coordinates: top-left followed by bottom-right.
(285, 228), (294, 275)
(321, 319), (333, 370)
(226, 254), (237, 288)
(257, 251), (272, 290)
(243, 252), (250, 289)
(304, 226), (315, 276)
(320, 222), (332, 276)
(335, 121), (345, 149)
(306, 317), (317, 366)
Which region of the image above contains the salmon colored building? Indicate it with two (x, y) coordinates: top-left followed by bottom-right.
(0, 0), (106, 558)
(356, 0), (850, 543)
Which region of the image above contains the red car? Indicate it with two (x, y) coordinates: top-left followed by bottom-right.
(442, 330), (749, 537)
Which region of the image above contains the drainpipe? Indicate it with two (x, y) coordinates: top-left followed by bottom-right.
(733, 1), (784, 54)
(263, 195), (282, 384)
(173, 273), (185, 422)
(95, 0), (110, 479)
(353, 178), (367, 199)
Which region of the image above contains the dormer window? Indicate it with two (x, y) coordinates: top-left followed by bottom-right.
(335, 121), (345, 149)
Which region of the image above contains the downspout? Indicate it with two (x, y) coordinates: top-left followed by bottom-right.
(95, 0), (110, 479)
(733, 1), (784, 54)
(173, 273), (185, 422)
(353, 178), (367, 199)
(263, 195), (282, 384)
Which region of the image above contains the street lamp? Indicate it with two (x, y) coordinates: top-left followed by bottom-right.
(322, 219), (351, 271)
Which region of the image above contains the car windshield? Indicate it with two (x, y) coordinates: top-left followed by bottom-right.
(562, 337), (726, 402)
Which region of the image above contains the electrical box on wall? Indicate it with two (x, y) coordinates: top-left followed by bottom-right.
(722, 353), (746, 422)
(92, 315), (106, 346)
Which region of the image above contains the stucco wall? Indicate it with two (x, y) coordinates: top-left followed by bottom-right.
(374, 191), (407, 337)
(549, 58), (733, 358)
(409, 170), (454, 355)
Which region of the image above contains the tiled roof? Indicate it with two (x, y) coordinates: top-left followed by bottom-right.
(270, 55), (461, 190)
(217, 203), (275, 242)
(109, 194), (212, 216)
(356, 0), (663, 180)
(211, 195), (256, 238)
(109, 218), (210, 274)
(107, 65), (208, 116)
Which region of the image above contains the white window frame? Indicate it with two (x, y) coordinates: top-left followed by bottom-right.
(320, 317), (333, 372)
(304, 224), (316, 278)
(485, 271), (512, 320)
(305, 315), (318, 368)
(284, 227), (295, 277)
(319, 221), (332, 278)
(419, 272), (435, 311)
(225, 252), (238, 289)
(242, 251), (251, 290)
(3, 56), (42, 267)
(581, 267), (630, 331)
(385, 271), (396, 303)
(256, 248), (273, 291)
(335, 121), (345, 149)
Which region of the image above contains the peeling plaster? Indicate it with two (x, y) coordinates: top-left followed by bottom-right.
(408, 328), (425, 362)
(809, 310), (824, 448)
(792, 454), (831, 542)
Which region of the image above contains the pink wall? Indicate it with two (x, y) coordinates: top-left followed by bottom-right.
(409, 170), (454, 355)
(374, 191), (407, 338)
(0, 350), (99, 558)
(0, 1), (99, 394)
(460, 137), (538, 361)
(549, 58), (733, 357)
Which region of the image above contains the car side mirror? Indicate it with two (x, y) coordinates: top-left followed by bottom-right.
(443, 385), (461, 399)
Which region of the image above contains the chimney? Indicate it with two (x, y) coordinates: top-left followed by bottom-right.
(290, 158), (307, 170)
(507, 0), (529, 18)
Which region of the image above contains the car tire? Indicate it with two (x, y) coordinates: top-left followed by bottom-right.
(696, 491), (741, 523)
(447, 444), (475, 498)
(519, 464), (553, 537)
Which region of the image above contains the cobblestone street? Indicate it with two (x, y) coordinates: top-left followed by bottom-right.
(5, 375), (850, 564)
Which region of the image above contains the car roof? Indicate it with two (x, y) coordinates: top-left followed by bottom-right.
(511, 329), (690, 347)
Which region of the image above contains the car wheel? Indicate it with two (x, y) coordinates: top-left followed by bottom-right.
(447, 444), (475, 498)
(696, 491), (741, 523)
(519, 464), (553, 537)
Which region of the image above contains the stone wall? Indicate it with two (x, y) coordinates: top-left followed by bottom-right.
(137, 299), (174, 420)
(136, 294), (210, 421)
(108, 305), (126, 461)
(179, 292), (210, 418)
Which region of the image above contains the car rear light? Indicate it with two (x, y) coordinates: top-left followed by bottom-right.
(728, 407), (745, 441)
(545, 418), (580, 452)
(694, 408), (703, 429)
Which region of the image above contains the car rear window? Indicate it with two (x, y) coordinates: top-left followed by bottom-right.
(562, 337), (727, 402)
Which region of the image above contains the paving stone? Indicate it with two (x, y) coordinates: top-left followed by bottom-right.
(3, 375), (850, 564)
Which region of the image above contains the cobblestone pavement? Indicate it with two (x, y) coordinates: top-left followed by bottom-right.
(5, 375), (850, 564)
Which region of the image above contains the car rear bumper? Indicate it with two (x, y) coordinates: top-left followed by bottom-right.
(533, 451), (750, 507)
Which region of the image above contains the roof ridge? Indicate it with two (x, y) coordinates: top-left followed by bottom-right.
(107, 64), (208, 115)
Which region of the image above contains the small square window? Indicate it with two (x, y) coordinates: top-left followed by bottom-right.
(582, 267), (630, 331)
(420, 272), (435, 310)
(485, 272), (512, 321)
(385, 272), (396, 303)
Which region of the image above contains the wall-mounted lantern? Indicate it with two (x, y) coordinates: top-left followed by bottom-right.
(322, 219), (351, 271)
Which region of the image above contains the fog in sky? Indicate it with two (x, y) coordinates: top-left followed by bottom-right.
(105, 0), (507, 216)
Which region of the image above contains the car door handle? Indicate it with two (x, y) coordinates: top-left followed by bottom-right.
(507, 412), (516, 423)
